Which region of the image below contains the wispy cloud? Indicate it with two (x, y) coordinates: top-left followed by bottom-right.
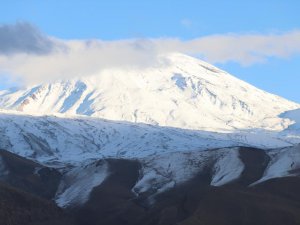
(149, 31), (300, 66)
(1, 22), (300, 84)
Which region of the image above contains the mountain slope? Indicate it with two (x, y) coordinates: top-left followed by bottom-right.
(1, 149), (300, 225)
(0, 110), (298, 165)
(0, 53), (298, 131)
(0, 111), (300, 209)
(0, 53), (300, 224)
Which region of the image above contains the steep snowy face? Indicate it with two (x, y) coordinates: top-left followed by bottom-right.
(0, 53), (298, 131)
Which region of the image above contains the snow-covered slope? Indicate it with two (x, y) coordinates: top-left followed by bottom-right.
(254, 144), (300, 184)
(280, 108), (300, 132)
(0, 53), (298, 131)
(0, 110), (298, 164)
(133, 148), (244, 197)
(55, 159), (109, 207)
(0, 111), (233, 163)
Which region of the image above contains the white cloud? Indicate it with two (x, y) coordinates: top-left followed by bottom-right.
(152, 31), (300, 65)
(1, 23), (300, 84)
(0, 39), (164, 84)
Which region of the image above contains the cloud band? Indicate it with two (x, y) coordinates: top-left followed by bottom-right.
(0, 22), (300, 84)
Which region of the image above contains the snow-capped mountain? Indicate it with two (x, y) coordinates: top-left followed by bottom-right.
(0, 53), (300, 222)
(0, 53), (298, 132)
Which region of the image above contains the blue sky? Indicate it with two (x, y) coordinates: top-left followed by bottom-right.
(1, 0), (300, 102)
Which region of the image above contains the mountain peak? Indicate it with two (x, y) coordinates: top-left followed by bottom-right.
(0, 53), (298, 132)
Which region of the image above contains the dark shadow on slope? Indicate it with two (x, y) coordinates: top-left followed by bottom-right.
(0, 182), (74, 225)
(0, 150), (73, 225)
(70, 159), (144, 225)
(180, 177), (300, 225)
(237, 147), (270, 186)
(0, 149), (62, 199)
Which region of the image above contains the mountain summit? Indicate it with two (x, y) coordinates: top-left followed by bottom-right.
(0, 53), (298, 131)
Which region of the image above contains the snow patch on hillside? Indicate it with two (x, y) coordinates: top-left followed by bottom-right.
(133, 148), (244, 199)
(211, 148), (244, 186)
(55, 159), (109, 208)
(254, 145), (300, 184)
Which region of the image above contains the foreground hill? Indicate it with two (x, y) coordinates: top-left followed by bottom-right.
(0, 149), (300, 225)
